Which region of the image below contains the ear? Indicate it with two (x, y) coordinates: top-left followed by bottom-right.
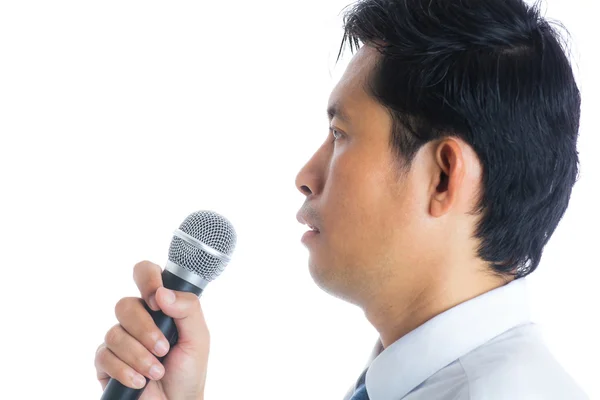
(430, 138), (465, 217)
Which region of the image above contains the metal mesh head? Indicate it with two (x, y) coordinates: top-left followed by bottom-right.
(168, 210), (237, 282)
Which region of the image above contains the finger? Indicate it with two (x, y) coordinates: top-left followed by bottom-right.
(95, 344), (111, 390)
(133, 260), (163, 311)
(104, 324), (165, 382)
(95, 344), (148, 390)
(154, 287), (209, 348)
(115, 297), (170, 358)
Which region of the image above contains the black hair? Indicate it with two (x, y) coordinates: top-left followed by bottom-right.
(339, 0), (580, 278)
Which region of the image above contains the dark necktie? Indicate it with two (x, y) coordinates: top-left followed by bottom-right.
(350, 368), (370, 400)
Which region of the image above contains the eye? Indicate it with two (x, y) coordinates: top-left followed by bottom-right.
(330, 127), (344, 141)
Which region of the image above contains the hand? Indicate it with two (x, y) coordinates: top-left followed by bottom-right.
(95, 260), (210, 400)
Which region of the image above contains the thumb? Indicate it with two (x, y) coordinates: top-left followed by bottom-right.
(154, 286), (209, 349)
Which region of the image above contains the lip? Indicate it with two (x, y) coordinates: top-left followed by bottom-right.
(296, 210), (320, 233)
(301, 229), (319, 244)
(297, 208), (321, 244)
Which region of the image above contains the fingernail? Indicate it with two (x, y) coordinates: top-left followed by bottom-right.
(154, 339), (169, 356)
(133, 373), (146, 388)
(163, 289), (176, 304)
(149, 364), (164, 380)
(148, 295), (158, 310)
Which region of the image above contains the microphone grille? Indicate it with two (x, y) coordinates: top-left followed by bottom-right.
(168, 210), (237, 282)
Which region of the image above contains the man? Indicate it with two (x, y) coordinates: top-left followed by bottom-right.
(94, 0), (588, 398)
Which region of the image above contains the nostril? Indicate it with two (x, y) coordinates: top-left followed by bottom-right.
(300, 185), (312, 196)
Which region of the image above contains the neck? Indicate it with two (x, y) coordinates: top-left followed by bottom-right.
(364, 261), (511, 348)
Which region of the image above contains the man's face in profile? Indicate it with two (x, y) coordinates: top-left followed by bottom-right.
(295, 46), (436, 305)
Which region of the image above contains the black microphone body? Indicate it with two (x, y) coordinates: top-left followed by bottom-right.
(100, 270), (204, 400)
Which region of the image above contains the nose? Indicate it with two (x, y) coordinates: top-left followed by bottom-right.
(295, 142), (327, 198)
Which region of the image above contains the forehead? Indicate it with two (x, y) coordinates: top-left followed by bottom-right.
(328, 45), (380, 110)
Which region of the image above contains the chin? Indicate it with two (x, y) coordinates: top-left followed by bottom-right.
(307, 257), (360, 304)
(308, 256), (333, 286)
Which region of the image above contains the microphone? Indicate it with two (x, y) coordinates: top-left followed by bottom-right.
(100, 210), (237, 400)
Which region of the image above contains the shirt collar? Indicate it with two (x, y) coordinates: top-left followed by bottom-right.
(366, 278), (531, 400)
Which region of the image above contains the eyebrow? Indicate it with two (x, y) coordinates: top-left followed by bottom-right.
(327, 102), (351, 123)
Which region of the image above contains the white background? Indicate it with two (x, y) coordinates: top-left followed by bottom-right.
(0, 0), (597, 399)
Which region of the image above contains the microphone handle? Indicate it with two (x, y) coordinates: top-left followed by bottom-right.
(100, 270), (204, 400)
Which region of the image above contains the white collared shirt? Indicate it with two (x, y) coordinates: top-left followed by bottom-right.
(343, 278), (588, 399)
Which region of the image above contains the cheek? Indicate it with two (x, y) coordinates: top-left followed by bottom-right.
(325, 157), (382, 219)
(383, 185), (433, 268)
(325, 158), (402, 245)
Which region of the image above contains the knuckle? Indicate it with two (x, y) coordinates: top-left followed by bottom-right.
(134, 260), (159, 276)
(116, 367), (134, 386)
(134, 260), (152, 271)
(190, 298), (201, 314)
(104, 325), (123, 347)
(146, 328), (161, 346)
(139, 355), (155, 371)
(182, 292), (200, 307)
(95, 345), (111, 366)
(114, 297), (136, 317)
(133, 261), (162, 292)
